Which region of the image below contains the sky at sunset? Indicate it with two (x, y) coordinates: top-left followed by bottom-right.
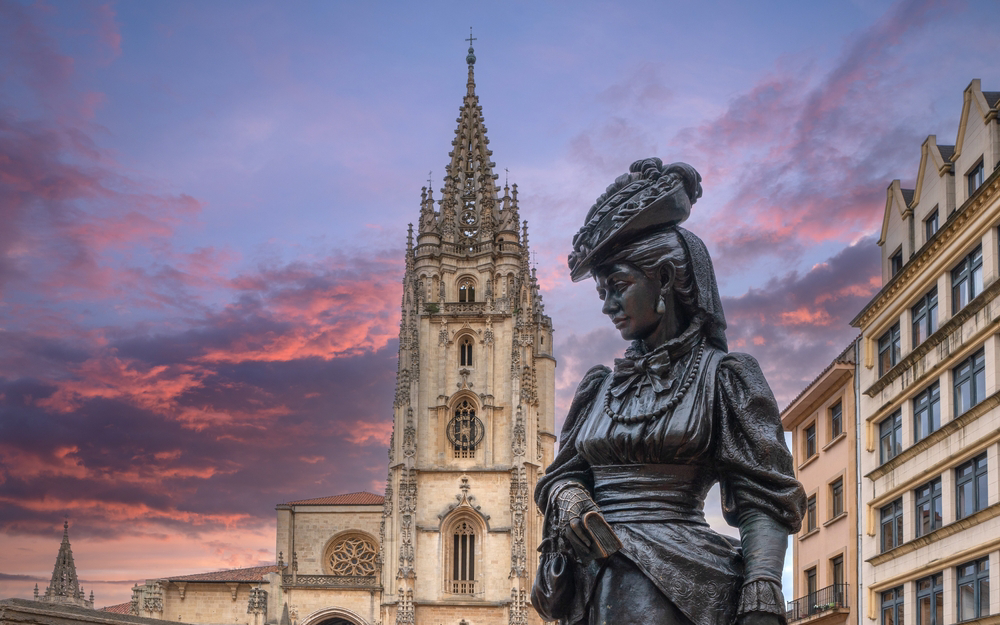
(2, 0), (999, 608)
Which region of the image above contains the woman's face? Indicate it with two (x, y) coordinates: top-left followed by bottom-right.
(594, 263), (663, 342)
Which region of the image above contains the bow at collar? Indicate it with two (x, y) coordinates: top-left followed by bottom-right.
(608, 318), (705, 400)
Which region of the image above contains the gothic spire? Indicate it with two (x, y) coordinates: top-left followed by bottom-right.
(39, 520), (93, 608)
(439, 34), (499, 247)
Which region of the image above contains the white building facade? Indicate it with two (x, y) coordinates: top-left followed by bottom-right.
(853, 80), (1000, 625)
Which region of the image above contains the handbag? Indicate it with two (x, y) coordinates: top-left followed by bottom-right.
(530, 539), (575, 621)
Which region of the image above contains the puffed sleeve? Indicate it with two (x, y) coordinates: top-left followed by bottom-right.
(535, 365), (610, 534)
(715, 353), (806, 619)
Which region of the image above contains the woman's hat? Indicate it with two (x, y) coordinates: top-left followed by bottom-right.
(568, 158), (701, 282)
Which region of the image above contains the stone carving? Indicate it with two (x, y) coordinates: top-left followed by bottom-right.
(396, 588), (414, 625)
(281, 574), (377, 588)
(457, 368), (472, 389)
(511, 407), (526, 457)
(141, 583), (163, 615)
(130, 585), (140, 616)
(246, 586), (267, 615)
(509, 588), (528, 625)
(439, 475), (489, 521)
(402, 408), (415, 458)
(520, 365), (537, 406)
(397, 469), (417, 579)
(532, 159), (805, 625)
(393, 368), (409, 408)
(509, 466), (528, 578)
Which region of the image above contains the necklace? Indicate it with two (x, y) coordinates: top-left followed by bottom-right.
(603, 339), (705, 424)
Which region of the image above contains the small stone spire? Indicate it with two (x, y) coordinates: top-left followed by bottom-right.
(39, 520), (93, 608)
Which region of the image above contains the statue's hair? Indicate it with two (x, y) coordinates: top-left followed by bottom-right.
(599, 227), (698, 320)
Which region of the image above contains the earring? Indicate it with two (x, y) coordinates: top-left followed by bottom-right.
(656, 297), (666, 314)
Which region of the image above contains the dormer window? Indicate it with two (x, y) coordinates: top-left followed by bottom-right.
(459, 280), (476, 302)
(889, 249), (903, 277)
(967, 158), (985, 198)
(925, 208), (939, 241)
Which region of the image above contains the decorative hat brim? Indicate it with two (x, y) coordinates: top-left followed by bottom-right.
(569, 182), (691, 282)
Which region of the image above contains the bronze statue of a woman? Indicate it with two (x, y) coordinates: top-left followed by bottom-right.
(531, 158), (806, 625)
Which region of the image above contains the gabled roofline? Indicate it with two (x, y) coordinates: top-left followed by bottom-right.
(879, 180), (913, 246)
(954, 79), (995, 161)
(910, 135), (953, 211)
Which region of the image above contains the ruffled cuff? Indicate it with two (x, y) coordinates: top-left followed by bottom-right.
(738, 579), (786, 619)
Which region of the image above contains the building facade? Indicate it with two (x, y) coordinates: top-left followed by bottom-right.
(781, 345), (859, 625)
(852, 80), (1000, 625)
(120, 44), (554, 625)
(378, 40), (554, 625)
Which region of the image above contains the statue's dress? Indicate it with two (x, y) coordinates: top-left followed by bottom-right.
(535, 332), (805, 625)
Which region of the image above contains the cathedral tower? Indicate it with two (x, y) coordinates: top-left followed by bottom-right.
(379, 40), (555, 625)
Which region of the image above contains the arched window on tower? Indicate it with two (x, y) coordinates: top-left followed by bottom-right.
(451, 520), (476, 594)
(458, 280), (476, 303)
(460, 338), (473, 367)
(448, 400), (482, 459)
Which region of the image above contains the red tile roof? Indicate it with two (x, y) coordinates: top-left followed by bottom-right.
(101, 602), (132, 614)
(283, 492), (384, 506)
(167, 564), (283, 582)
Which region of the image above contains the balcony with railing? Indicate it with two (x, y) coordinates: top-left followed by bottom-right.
(786, 584), (849, 624)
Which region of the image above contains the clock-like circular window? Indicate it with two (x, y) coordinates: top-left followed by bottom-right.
(448, 400), (484, 458)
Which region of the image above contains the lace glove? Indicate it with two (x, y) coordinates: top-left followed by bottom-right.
(550, 482), (600, 558)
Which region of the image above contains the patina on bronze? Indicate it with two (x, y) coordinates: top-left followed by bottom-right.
(532, 158), (806, 625)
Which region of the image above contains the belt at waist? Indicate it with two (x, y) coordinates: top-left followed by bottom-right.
(591, 464), (715, 524)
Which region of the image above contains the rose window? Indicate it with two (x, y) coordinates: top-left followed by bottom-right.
(328, 536), (377, 577)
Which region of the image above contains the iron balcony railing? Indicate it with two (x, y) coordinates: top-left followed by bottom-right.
(786, 584), (849, 623)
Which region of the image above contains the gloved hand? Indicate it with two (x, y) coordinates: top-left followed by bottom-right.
(552, 483), (600, 559)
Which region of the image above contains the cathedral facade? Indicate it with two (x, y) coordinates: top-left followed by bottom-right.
(118, 44), (554, 625)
